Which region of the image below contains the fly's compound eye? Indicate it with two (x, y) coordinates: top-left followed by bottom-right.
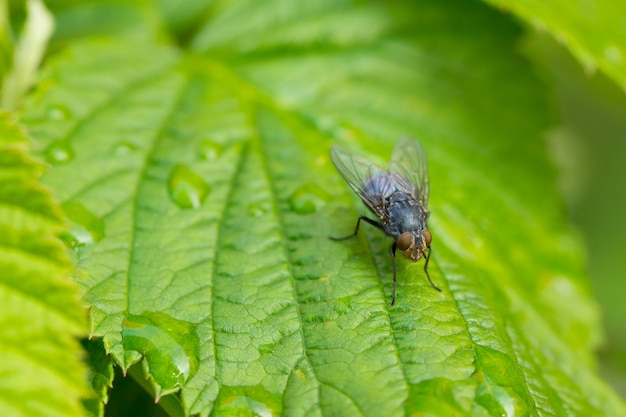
(423, 230), (432, 247)
(397, 232), (412, 251)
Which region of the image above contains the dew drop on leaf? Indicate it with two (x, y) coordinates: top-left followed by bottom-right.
(289, 183), (330, 214)
(604, 45), (622, 64)
(59, 202), (105, 247)
(121, 318), (191, 397)
(197, 139), (223, 161)
(113, 141), (137, 155)
(44, 140), (74, 164)
(218, 386), (279, 417)
(223, 396), (273, 417)
(46, 104), (72, 120)
(167, 164), (211, 209)
(248, 204), (268, 217)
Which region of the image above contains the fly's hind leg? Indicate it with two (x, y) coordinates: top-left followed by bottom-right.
(329, 215), (383, 241)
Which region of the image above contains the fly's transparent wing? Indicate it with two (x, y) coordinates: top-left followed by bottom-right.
(389, 137), (429, 207)
(330, 145), (394, 219)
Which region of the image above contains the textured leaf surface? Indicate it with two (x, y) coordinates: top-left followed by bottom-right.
(0, 113), (87, 416)
(21, 0), (626, 416)
(483, 0), (626, 89)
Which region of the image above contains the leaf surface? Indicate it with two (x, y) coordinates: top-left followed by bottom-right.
(20, 0), (626, 416)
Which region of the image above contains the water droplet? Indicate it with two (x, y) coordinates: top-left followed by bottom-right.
(113, 141), (137, 155)
(289, 183), (330, 214)
(248, 204), (267, 217)
(47, 104), (72, 120)
(197, 140), (223, 161)
(223, 396), (273, 417)
(604, 45), (622, 64)
(218, 386), (280, 417)
(168, 165), (210, 209)
(59, 233), (79, 248)
(313, 116), (336, 134)
(60, 202), (105, 247)
(122, 313), (195, 398)
(44, 140), (74, 165)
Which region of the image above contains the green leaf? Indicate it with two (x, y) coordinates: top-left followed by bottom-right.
(20, 1), (626, 416)
(482, 0), (626, 90)
(0, 112), (88, 416)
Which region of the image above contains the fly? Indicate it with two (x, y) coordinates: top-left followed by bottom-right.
(329, 137), (441, 306)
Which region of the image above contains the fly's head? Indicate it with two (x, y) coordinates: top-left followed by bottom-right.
(396, 230), (432, 261)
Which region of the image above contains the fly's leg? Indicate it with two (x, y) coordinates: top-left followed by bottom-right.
(423, 247), (442, 292)
(390, 241), (397, 306)
(328, 215), (383, 241)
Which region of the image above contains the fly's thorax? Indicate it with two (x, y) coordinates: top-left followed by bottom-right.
(385, 196), (427, 236)
(396, 229), (431, 262)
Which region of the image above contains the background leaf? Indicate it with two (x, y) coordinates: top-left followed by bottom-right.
(524, 29), (626, 403)
(482, 0), (626, 90)
(18, 0), (626, 416)
(0, 112), (88, 417)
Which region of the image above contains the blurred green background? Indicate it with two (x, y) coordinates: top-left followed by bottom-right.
(526, 32), (626, 398)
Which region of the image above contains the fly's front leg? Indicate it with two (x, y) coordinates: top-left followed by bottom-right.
(423, 247), (441, 292)
(329, 215), (383, 241)
(390, 241), (397, 306)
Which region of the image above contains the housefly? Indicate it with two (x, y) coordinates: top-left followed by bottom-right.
(329, 137), (441, 306)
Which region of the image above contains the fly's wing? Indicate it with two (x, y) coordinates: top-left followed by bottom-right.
(389, 137), (429, 208)
(330, 145), (394, 220)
